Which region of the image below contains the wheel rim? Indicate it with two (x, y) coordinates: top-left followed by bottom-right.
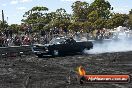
(53, 50), (59, 56)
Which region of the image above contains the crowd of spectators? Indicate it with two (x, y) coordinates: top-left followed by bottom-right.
(0, 29), (45, 47)
(0, 27), (131, 47)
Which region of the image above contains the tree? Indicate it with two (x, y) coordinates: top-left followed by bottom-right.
(71, 1), (89, 22)
(106, 13), (129, 28)
(68, 22), (81, 32)
(9, 24), (20, 33)
(82, 21), (93, 33)
(89, 0), (113, 20)
(87, 10), (99, 23)
(128, 9), (132, 29)
(0, 20), (3, 30)
(93, 18), (106, 29)
(0, 20), (8, 30)
(22, 6), (49, 31)
(129, 9), (132, 14)
(85, 0), (113, 30)
(44, 8), (71, 33)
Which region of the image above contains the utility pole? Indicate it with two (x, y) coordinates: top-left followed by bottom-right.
(7, 17), (8, 24)
(2, 10), (5, 30)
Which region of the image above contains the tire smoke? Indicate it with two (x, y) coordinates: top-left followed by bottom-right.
(84, 26), (132, 54)
(85, 39), (132, 54)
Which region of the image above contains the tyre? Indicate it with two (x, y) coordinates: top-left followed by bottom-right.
(81, 48), (87, 52)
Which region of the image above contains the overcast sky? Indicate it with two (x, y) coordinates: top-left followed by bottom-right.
(0, 0), (132, 25)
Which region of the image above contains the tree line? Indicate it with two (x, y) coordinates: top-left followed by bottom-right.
(1, 0), (132, 33)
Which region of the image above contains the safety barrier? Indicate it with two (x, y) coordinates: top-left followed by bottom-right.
(0, 45), (33, 58)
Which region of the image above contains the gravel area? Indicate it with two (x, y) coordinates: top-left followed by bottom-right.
(0, 52), (132, 88)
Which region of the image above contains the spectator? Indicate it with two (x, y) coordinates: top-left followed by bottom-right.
(9, 29), (13, 38)
(13, 35), (21, 46)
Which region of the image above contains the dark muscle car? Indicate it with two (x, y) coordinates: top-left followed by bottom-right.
(32, 37), (93, 57)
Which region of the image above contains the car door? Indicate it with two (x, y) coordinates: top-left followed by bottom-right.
(64, 39), (77, 53)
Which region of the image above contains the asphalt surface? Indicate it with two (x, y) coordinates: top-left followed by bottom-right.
(0, 51), (132, 88)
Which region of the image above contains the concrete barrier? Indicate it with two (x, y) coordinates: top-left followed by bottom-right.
(0, 45), (33, 58)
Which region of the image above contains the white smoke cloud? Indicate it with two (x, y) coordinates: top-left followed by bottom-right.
(84, 27), (132, 54)
(85, 39), (132, 54)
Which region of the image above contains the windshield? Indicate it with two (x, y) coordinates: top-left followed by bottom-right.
(49, 37), (66, 44)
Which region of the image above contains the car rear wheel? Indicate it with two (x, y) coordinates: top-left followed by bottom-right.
(80, 48), (87, 55)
